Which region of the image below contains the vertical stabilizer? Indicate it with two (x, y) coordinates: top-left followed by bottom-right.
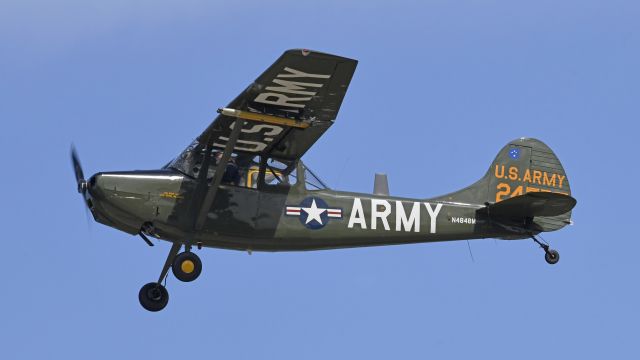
(434, 138), (572, 232)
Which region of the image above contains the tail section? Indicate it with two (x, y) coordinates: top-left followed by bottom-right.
(487, 137), (571, 203)
(436, 137), (574, 232)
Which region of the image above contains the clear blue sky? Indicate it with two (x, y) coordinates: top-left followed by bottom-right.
(1, 1), (638, 359)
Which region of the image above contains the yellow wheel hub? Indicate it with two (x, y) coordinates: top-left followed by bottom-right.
(181, 259), (195, 274)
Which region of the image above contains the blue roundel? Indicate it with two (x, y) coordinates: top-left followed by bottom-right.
(298, 197), (330, 229)
(509, 148), (521, 160)
(285, 197), (343, 230)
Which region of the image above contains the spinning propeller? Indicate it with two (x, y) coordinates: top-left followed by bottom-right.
(71, 145), (88, 196)
(71, 145), (94, 229)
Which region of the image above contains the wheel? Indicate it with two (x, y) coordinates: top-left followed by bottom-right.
(172, 251), (202, 282)
(139, 282), (169, 312)
(545, 249), (560, 265)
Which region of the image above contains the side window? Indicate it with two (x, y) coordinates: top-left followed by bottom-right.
(242, 156), (262, 188)
(247, 168), (260, 188)
(303, 167), (327, 190)
(263, 158), (297, 188)
(209, 152), (242, 186)
(295, 162), (328, 191)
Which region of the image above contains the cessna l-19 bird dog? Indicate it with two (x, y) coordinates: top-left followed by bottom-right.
(71, 49), (577, 311)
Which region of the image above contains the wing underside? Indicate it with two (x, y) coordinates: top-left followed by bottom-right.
(178, 49), (356, 162)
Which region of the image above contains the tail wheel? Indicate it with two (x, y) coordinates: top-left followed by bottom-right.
(172, 251), (202, 282)
(545, 249), (560, 265)
(139, 282), (169, 312)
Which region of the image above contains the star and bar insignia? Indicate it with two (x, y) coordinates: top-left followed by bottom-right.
(285, 197), (342, 230)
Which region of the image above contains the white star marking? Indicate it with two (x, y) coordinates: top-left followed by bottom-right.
(302, 199), (326, 225)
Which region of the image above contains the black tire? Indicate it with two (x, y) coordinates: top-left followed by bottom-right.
(139, 282), (169, 312)
(172, 252), (202, 282)
(545, 249), (560, 265)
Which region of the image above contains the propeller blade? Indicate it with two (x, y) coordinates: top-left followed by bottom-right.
(71, 145), (84, 182)
(71, 144), (87, 194)
(84, 203), (93, 230)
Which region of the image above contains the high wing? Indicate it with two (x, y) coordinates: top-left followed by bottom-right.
(175, 49), (357, 165)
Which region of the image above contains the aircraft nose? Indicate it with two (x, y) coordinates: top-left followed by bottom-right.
(86, 173), (102, 200)
(85, 173), (110, 217)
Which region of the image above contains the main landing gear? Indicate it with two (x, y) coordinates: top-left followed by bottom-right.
(532, 236), (560, 265)
(138, 242), (202, 312)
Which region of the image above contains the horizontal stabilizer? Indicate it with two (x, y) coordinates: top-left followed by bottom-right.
(487, 192), (577, 218)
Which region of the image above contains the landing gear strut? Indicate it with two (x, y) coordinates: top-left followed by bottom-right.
(139, 242), (193, 312)
(532, 236), (560, 265)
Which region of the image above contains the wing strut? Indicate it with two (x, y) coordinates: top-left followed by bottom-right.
(194, 119), (246, 230)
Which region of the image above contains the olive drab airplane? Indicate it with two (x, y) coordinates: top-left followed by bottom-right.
(71, 49), (577, 312)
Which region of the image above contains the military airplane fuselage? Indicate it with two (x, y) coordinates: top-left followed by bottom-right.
(87, 168), (486, 252)
(86, 136), (572, 253)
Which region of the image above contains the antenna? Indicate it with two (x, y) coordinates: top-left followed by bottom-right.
(373, 173), (390, 196)
(466, 240), (475, 263)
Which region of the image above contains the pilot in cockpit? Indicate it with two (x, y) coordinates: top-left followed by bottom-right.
(214, 152), (241, 185)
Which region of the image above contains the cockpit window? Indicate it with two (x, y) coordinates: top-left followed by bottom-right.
(304, 166), (328, 190)
(262, 158), (296, 188)
(290, 162), (328, 190)
(166, 140), (258, 187)
(165, 140), (200, 175)
(166, 143), (328, 190)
